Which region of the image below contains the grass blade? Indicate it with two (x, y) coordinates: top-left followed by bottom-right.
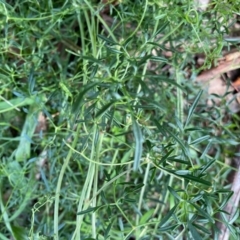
(185, 89), (203, 128)
(132, 119), (143, 171)
(159, 203), (179, 227)
(188, 220), (202, 240)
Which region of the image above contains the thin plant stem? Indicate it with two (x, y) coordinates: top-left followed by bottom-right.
(135, 156), (151, 237)
(73, 124), (98, 239)
(92, 130), (104, 238)
(54, 123), (82, 239)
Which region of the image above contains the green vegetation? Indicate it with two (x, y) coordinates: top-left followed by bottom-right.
(0, 0), (240, 239)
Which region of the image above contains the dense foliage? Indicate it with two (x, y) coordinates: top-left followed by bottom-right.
(0, 0), (240, 239)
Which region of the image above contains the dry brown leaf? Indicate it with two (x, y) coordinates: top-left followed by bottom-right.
(232, 77), (240, 92)
(197, 51), (240, 83)
(196, 50), (240, 110)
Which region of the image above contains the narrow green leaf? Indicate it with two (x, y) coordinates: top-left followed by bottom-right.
(189, 202), (214, 223)
(154, 14), (167, 20)
(81, 55), (102, 64)
(0, 96), (35, 113)
(132, 183), (144, 192)
(100, 191), (108, 205)
(98, 34), (119, 45)
(159, 149), (174, 164)
(199, 159), (215, 174)
(104, 221), (113, 239)
(190, 135), (210, 145)
(145, 75), (185, 90)
(150, 56), (168, 62)
(12, 225), (28, 240)
(28, 66), (35, 94)
(216, 189), (233, 193)
(140, 209), (154, 225)
(175, 170), (191, 175)
(15, 108), (40, 161)
(77, 206), (100, 215)
(154, 119), (167, 136)
(193, 222), (211, 235)
(191, 194), (203, 203)
(175, 174), (211, 186)
(90, 64), (98, 78)
(118, 217), (124, 231)
(106, 205), (112, 216)
(185, 127), (206, 132)
(125, 183), (144, 193)
(224, 37), (240, 43)
(106, 46), (123, 54)
(227, 224), (238, 239)
(167, 157), (190, 165)
(188, 221), (202, 240)
(185, 90), (203, 127)
(200, 141), (212, 159)
(159, 203), (179, 227)
(168, 186), (182, 201)
(72, 83), (98, 114)
(132, 119), (143, 171)
(95, 101), (116, 118)
(122, 198), (136, 203)
(218, 212), (238, 239)
(229, 209), (239, 224)
(123, 36), (133, 48)
(219, 191), (234, 209)
(147, 41), (165, 48)
(118, 182), (136, 185)
(154, 21), (168, 34)
(159, 224), (179, 232)
(164, 127), (189, 157)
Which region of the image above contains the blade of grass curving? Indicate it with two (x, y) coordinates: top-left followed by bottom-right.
(139, 209), (154, 225)
(104, 221), (113, 239)
(97, 34), (120, 45)
(168, 186), (182, 201)
(132, 119), (143, 171)
(164, 127), (189, 157)
(153, 21), (169, 37)
(150, 56), (168, 63)
(145, 75), (185, 90)
(176, 174), (212, 186)
(77, 206), (101, 215)
(185, 90), (203, 128)
(159, 203), (179, 228)
(189, 202), (215, 223)
(190, 135), (210, 145)
(72, 82), (99, 114)
(193, 223), (211, 235)
(159, 224), (180, 232)
(188, 220), (202, 240)
(95, 101), (116, 118)
(0, 96), (36, 113)
(199, 159), (215, 175)
(159, 149), (174, 165)
(0, 181), (13, 236)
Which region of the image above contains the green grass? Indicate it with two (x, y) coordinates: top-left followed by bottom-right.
(0, 0), (240, 239)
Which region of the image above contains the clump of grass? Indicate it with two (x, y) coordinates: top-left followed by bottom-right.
(0, 0), (240, 239)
